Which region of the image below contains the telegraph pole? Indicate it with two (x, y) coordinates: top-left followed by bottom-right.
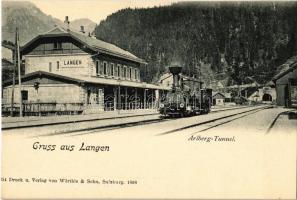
(16, 28), (23, 117)
(10, 30), (17, 116)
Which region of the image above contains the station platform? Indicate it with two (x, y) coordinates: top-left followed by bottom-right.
(2, 109), (159, 129)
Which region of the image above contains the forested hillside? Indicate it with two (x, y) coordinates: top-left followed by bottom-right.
(95, 2), (297, 85)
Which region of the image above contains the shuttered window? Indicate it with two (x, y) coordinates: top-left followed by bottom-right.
(96, 61), (100, 75)
(135, 69), (137, 79)
(122, 66), (126, 78)
(103, 62), (107, 75)
(129, 67), (132, 79)
(110, 63), (114, 76)
(117, 65), (121, 77)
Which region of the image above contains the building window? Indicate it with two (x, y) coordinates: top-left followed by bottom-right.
(117, 65), (121, 77)
(110, 63), (114, 76)
(103, 62), (107, 75)
(57, 61), (59, 70)
(123, 66), (127, 78)
(96, 60), (100, 75)
(54, 42), (62, 50)
(129, 68), (132, 79)
(135, 69), (137, 79)
(135, 69), (140, 80)
(49, 62), (52, 72)
(87, 89), (91, 104)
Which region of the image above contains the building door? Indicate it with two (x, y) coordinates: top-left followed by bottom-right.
(290, 79), (297, 107)
(21, 90), (28, 103)
(87, 89), (91, 104)
(21, 90), (28, 115)
(98, 89), (104, 110)
(284, 85), (289, 107)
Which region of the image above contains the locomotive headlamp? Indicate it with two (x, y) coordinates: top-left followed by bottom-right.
(160, 103), (164, 108)
(179, 103), (184, 108)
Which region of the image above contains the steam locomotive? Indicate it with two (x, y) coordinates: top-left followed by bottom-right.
(159, 65), (212, 117)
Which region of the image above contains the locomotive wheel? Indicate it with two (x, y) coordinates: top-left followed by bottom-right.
(160, 115), (166, 119)
(203, 107), (210, 114)
(180, 112), (184, 118)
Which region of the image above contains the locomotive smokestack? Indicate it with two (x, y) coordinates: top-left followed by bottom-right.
(169, 61), (182, 90)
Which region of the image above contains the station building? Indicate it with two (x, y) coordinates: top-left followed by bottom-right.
(212, 92), (225, 106)
(2, 19), (170, 115)
(273, 56), (297, 108)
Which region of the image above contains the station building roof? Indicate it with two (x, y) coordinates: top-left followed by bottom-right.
(223, 92), (232, 99)
(3, 70), (171, 91)
(226, 82), (260, 89)
(21, 26), (146, 64)
(272, 56), (297, 81)
(212, 92), (225, 98)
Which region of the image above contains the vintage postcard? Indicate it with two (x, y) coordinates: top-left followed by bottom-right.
(1, 0), (297, 199)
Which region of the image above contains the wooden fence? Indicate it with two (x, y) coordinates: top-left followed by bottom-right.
(2, 101), (158, 117)
(2, 103), (84, 116)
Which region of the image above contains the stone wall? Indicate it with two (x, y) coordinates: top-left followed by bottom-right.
(2, 84), (82, 105)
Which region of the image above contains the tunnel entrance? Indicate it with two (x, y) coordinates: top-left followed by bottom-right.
(262, 93), (272, 102)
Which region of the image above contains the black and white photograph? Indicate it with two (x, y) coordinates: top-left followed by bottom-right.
(1, 0), (297, 199)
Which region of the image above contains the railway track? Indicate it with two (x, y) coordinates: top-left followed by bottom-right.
(39, 117), (175, 137)
(1, 112), (159, 130)
(158, 106), (270, 135)
(40, 105), (272, 137)
(2, 105), (251, 131)
(3, 105), (274, 138)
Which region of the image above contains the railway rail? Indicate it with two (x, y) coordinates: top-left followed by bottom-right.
(2, 105), (279, 139)
(2, 106), (250, 130)
(34, 105), (272, 137)
(1, 112), (158, 130)
(158, 106), (271, 135)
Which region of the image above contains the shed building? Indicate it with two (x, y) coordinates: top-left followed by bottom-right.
(272, 57), (297, 108)
(212, 92), (225, 106)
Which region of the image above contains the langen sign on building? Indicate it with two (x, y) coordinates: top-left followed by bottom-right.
(62, 59), (83, 68)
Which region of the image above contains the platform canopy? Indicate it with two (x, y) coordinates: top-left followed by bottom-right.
(3, 71), (171, 91)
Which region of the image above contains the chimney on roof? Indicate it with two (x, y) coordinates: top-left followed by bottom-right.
(80, 26), (85, 34)
(64, 16), (70, 31)
(90, 32), (96, 39)
(88, 32), (96, 39)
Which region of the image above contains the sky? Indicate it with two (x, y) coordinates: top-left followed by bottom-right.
(26, 0), (182, 23)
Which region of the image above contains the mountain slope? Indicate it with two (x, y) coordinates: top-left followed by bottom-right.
(2, 1), (96, 45)
(1, 1), (97, 84)
(95, 2), (297, 85)
(2, 1), (58, 45)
